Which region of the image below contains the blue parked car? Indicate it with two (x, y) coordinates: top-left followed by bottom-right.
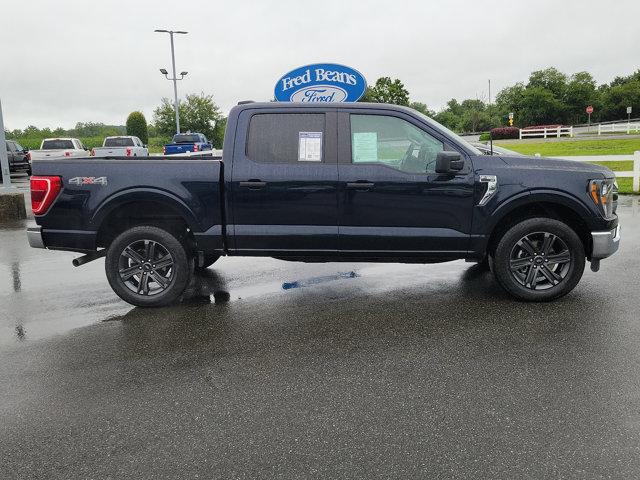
(163, 133), (212, 155)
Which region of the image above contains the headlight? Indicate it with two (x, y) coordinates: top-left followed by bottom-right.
(589, 178), (615, 217)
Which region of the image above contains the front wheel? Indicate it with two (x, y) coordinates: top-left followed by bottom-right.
(105, 226), (194, 307)
(492, 217), (585, 301)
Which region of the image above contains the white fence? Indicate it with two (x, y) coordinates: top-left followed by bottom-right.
(598, 122), (640, 135)
(554, 151), (640, 193)
(520, 126), (573, 139)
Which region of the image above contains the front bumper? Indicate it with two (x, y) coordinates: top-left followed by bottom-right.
(27, 225), (45, 249)
(591, 226), (620, 260)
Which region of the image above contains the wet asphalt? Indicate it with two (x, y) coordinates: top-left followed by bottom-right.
(1, 190), (640, 479)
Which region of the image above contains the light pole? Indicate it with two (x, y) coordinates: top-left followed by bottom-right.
(155, 29), (188, 135)
(0, 98), (12, 189)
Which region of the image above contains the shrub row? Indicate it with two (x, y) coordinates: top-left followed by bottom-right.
(489, 127), (520, 140)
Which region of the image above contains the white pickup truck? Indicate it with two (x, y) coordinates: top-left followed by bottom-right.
(91, 136), (149, 157)
(29, 138), (89, 161)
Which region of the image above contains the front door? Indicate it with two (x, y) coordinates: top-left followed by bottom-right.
(337, 110), (475, 258)
(230, 109), (339, 255)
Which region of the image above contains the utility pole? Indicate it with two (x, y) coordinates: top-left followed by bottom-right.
(155, 29), (188, 135)
(488, 79), (491, 106)
(0, 98), (12, 189)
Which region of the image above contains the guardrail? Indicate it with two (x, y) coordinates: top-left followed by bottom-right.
(520, 126), (573, 139)
(598, 122), (640, 135)
(554, 150), (640, 192)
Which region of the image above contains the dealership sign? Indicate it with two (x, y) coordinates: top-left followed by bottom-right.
(274, 63), (367, 103)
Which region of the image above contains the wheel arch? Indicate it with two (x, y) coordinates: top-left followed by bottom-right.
(486, 191), (593, 258)
(93, 188), (201, 247)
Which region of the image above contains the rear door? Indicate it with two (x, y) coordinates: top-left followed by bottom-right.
(229, 108), (338, 255)
(337, 109), (475, 258)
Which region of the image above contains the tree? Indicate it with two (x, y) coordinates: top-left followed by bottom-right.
(126, 111), (148, 144)
(360, 77), (410, 105)
(519, 87), (566, 126)
(527, 67), (568, 98)
(153, 92), (222, 139)
(211, 116), (227, 149)
(409, 102), (435, 117)
(564, 72), (598, 124)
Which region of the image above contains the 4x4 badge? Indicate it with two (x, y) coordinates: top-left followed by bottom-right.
(69, 176), (108, 186)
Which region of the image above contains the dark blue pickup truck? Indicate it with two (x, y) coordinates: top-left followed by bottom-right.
(163, 132), (212, 155)
(27, 102), (620, 306)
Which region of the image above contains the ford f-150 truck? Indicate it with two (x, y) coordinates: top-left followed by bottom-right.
(29, 138), (89, 161)
(92, 136), (149, 157)
(163, 133), (212, 155)
(27, 102), (620, 307)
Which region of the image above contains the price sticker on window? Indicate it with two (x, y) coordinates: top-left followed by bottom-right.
(298, 132), (323, 162)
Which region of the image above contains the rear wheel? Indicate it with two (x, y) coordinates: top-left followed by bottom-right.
(105, 226), (193, 307)
(492, 217), (585, 301)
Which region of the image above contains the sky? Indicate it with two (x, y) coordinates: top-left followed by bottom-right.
(1, 0), (639, 130)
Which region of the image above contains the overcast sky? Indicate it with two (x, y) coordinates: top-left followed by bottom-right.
(1, 0), (638, 129)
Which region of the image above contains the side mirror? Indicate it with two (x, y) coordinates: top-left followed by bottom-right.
(435, 151), (464, 174)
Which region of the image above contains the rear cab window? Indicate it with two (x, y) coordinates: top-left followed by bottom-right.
(105, 137), (135, 147)
(42, 140), (75, 150)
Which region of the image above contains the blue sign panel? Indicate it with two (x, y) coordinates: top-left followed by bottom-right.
(274, 63), (367, 103)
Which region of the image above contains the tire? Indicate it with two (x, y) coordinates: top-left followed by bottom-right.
(492, 217), (585, 302)
(195, 254), (220, 271)
(105, 226), (194, 307)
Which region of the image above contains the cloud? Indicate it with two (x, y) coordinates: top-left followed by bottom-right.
(1, 0), (638, 129)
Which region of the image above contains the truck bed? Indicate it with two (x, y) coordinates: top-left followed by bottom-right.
(31, 156), (224, 252)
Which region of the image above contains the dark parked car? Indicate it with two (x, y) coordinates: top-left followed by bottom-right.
(27, 102), (619, 307)
(4, 140), (31, 175)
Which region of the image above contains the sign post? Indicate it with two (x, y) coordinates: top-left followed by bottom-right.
(0, 98), (12, 189)
(508, 112), (514, 126)
(586, 105), (594, 132)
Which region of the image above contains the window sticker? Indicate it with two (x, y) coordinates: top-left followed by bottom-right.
(352, 132), (378, 163)
(298, 132), (323, 162)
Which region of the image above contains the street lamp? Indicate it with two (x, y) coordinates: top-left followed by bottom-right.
(155, 29), (188, 134)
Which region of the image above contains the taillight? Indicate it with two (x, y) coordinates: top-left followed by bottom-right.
(126, 147), (132, 156)
(193, 144), (199, 152)
(64, 151), (71, 157)
(30, 176), (62, 215)
(90, 149), (95, 156)
(26, 152), (31, 162)
(162, 146), (166, 155)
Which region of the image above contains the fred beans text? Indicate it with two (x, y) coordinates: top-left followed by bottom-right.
(281, 68), (357, 91)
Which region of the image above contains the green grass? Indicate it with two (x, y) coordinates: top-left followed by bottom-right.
(616, 178), (634, 194)
(495, 138), (640, 156)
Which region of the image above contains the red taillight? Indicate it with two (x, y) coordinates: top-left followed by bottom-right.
(90, 148), (95, 156)
(30, 176), (62, 215)
(126, 147), (132, 156)
(193, 144), (199, 152)
(162, 146), (166, 155)
(64, 151), (71, 157)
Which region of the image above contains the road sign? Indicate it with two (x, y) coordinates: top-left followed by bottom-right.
(508, 112), (514, 119)
(627, 106), (632, 114)
(586, 105), (594, 114)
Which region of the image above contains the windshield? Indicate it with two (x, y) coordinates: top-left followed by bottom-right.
(173, 134), (201, 143)
(104, 137), (134, 147)
(42, 139), (75, 150)
(411, 110), (483, 156)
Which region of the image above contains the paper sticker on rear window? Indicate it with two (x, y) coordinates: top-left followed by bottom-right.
(298, 132), (322, 162)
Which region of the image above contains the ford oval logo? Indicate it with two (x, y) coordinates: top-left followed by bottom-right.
(274, 63), (367, 103)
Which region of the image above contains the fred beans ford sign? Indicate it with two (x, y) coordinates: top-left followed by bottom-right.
(274, 63), (367, 103)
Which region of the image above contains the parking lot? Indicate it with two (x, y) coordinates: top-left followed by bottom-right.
(1, 194), (639, 478)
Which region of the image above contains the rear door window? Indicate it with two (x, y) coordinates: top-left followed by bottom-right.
(247, 113), (325, 164)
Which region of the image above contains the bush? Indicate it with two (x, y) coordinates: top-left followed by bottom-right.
(490, 127), (520, 140)
(126, 111), (148, 144)
(478, 132), (491, 141)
